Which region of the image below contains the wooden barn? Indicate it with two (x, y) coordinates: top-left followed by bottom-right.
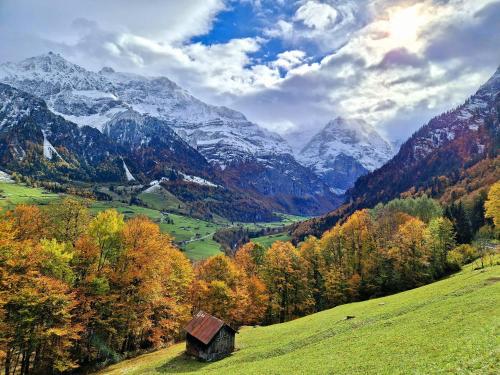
(185, 311), (236, 362)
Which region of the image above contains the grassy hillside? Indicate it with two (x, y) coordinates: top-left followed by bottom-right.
(99, 262), (499, 375)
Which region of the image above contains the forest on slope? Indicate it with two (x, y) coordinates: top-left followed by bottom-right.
(0, 183), (498, 374)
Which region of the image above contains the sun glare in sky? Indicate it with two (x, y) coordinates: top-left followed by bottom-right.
(386, 5), (425, 50)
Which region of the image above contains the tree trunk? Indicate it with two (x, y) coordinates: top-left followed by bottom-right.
(4, 348), (12, 375)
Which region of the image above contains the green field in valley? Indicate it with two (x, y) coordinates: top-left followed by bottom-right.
(252, 232), (292, 248)
(0, 182), (224, 260)
(98, 261), (500, 375)
(0, 182), (60, 209)
(0, 181), (303, 260)
(137, 187), (187, 212)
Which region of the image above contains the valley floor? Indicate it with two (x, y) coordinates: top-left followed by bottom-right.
(0, 182), (303, 260)
(98, 262), (499, 374)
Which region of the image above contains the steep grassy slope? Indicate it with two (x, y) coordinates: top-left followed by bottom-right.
(99, 262), (499, 375)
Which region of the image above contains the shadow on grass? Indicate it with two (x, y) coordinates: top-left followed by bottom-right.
(156, 352), (210, 374)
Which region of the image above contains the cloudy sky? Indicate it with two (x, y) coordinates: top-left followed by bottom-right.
(0, 0), (499, 142)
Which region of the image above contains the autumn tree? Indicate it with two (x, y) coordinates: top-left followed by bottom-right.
(299, 236), (326, 312)
(485, 181), (500, 228)
(7, 205), (46, 242)
(117, 216), (193, 350)
(234, 242), (266, 276)
(388, 218), (431, 289)
(263, 241), (311, 323)
(0, 220), (79, 375)
(191, 253), (267, 326)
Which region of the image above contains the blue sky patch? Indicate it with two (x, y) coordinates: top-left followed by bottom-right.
(191, 0), (299, 65)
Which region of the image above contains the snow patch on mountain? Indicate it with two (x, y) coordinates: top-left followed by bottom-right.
(122, 160), (135, 181)
(179, 173), (219, 187)
(0, 169), (13, 183)
(148, 173), (218, 189)
(42, 130), (64, 161)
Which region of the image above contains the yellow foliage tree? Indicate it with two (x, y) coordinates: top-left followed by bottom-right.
(485, 181), (500, 228)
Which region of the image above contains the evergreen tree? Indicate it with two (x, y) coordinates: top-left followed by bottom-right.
(444, 202), (472, 244)
(469, 191), (487, 235)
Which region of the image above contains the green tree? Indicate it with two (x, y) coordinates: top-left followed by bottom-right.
(445, 202), (472, 244)
(427, 217), (456, 277)
(45, 198), (91, 244)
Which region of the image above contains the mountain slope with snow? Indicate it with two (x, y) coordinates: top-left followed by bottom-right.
(0, 82), (127, 182)
(291, 66), (500, 241)
(348, 66), (500, 208)
(0, 53), (339, 215)
(0, 52), (290, 164)
(298, 117), (394, 193)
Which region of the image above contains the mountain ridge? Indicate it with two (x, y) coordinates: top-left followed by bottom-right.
(0, 53), (340, 216)
(291, 65), (500, 240)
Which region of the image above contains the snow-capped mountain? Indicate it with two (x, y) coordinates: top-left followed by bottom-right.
(298, 117), (394, 193)
(347, 65), (500, 209)
(0, 52), (290, 165)
(0, 82), (125, 182)
(0, 53), (339, 215)
(99, 67), (292, 166)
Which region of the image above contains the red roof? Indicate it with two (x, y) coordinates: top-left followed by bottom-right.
(185, 311), (235, 345)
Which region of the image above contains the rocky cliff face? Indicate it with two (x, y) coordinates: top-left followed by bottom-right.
(0, 82), (125, 182)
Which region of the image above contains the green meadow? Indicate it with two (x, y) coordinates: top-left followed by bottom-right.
(99, 261), (500, 374)
(252, 232), (292, 248)
(0, 182), (60, 209)
(0, 182), (303, 260)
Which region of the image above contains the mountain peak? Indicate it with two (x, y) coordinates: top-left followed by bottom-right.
(478, 65), (500, 95)
(298, 117), (394, 192)
(17, 52), (82, 73)
(322, 117), (373, 136)
(305, 117), (391, 153)
(0, 52), (112, 98)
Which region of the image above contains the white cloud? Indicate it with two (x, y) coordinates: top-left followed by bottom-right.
(295, 1), (339, 30)
(272, 50), (307, 70)
(0, 0), (498, 146)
